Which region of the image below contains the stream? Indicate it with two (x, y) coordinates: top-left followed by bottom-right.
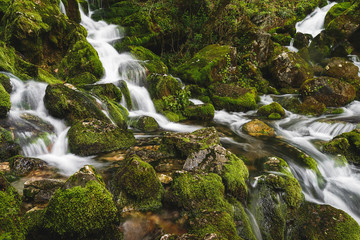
(4, 0), (360, 234)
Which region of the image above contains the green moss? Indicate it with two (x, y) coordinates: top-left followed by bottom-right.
(289, 202), (360, 240)
(44, 84), (109, 125)
(183, 103), (215, 121)
(323, 129), (360, 164)
(0, 172), (24, 240)
(176, 44), (236, 86)
(42, 180), (118, 239)
(0, 84), (11, 118)
(210, 84), (258, 112)
(221, 153), (249, 202)
(106, 100), (128, 129)
(166, 172), (232, 213)
(164, 111), (180, 122)
(37, 69), (63, 84)
(67, 72), (98, 85)
(118, 80), (132, 110)
(85, 83), (122, 102)
(0, 127), (20, 161)
(271, 33), (292, 46)
(257, 102), (285, 119)
(188, 211), (242, 240)
(128, 45), (168, 74)
(268, 113), (282, 119)
(0, 73), (12, 93)
(59, 40), (104, 80)
(130, 116), (159, 132)
(325, 2), (353, 26)
(112, 154), (164, 211)
(148, 74), (182, 99)
(68, 119), (135, 156)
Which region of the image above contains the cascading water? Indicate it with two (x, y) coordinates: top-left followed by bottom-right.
(79, 6), (200, 133)
(4, 72), (97, 175)
(295, 2), (337, 38)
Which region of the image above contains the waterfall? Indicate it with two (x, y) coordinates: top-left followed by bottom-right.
(59, 0), (67, 15)
(4, 72), (97, 175)
(295, 2), (337, 38)
(79, 5), (201, 132)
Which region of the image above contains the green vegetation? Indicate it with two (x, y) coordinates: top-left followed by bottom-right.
(257, 102), (285, 119)
(112, 154), (164, 211)
(0, 84), (10, 118)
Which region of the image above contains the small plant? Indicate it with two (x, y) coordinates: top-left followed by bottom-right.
(162, 89), (190, 112)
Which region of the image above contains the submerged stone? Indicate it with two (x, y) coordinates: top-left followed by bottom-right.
(9, 156), (48, 177)
(243, 119), (275, 137)
(23, 178), (65, 204)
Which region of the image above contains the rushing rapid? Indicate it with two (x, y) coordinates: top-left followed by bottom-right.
(79, 6), (201, 133)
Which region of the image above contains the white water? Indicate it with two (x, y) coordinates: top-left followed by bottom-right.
(79, 6), (201, 132)
(349, 55), (360, 76)
(296, 2), (337, 38)
(4, 73), (97, 175)
(286, 38), (298, 52)
(59, 0), (67, 15)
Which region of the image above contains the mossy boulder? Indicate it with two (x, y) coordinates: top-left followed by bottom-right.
(325, 2), (360, 42)
(84, 83), (122, 102)
(165, 171), (231, 213)
(210, 83), (258, 112)
(118, 80), (132, 110)
(106, 100), (128, 129)
(44, 84), (109, 125)
(184, 145), (249, 201)
(0, 84), (10, 118)
(257, 102), (285, 119)
(129, 45), (168, 74)
(288, 202), (360, 240)
(130, 115), (159, 132)
(293, 32), (312, 49)
(300, 77), (356, 107)
(176, 44), (237, 86)
(243, 119), (275, 137)
(308, 31), (335, 63)
(183, 103), (215, 121)
(39, 166), (120, 239)
(147, 74), (182, 99)
(0, 172), (24, 240)
(270, 51), (314, 88)
(323, 129), (360, 165)
(62, 0), (81, 23)
(111, 154), (164, 211)
(58, 39), (104, 81)
(0, 73), (12, 93)
(67, 72), (98, 85)
(251, 157), (303, 240)
(160, 127), (220, 158)
(0, 127), (21, 162)
(324, 57), (360, 82)
(298, 96), (326, 116)
(67, 118), (135, 156)
(188, 211), (242, 240)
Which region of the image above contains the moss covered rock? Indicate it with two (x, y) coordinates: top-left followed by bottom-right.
(210, 83), (258, 112)
(44, 84), (109, 125)
(288, 202), (360, 240)
(251, 157), (303, 240)
(130, 115), (159, 132)
(323, 129), (360, 165)
(106, 100), (128, 129)
(165, 171), (231, 213)
(176, 44), (237, 86)
(0, 127), (20, 162)
(0, 84), (10, 118)
(188, 211), (242, 240)
(118, 80), (132, 110)
(183, 103), (215, 121)
(0, 172), (24, 240)
(160, 127), (220, 158)
(300, 77), (356, 107)
(129, 45), (168, 74)
(324, 57), (360, 82)
(148, 74), (182, 99)
(67, 72), (98, 85)
(270, 51), (314, 88)
(68, 118), (135, 156)
(243, 119), (275, 137)
(184, 145), (249, 201)
(257, 102), (285, 119)
(111, 154), (164, 211)
(62, 0), (81, 23)
(40, 166), (119, 239)
(84, 83), (122, 102)
(58, 40), (104, 80)
(0, 73), (12, 93)
(298, 96), (326, 116)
